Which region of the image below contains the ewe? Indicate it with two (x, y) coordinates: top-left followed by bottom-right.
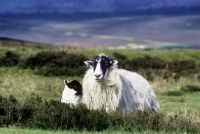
(83, 54), (160, 114)
(61, 80), (82, 106)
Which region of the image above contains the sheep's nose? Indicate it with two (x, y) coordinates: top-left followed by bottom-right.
(95, 74), (101, 78)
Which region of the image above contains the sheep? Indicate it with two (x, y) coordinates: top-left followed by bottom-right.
(61, 80), (83, 106)
(82, 54), (160, 114)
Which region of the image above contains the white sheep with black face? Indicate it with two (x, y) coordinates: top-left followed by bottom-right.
(82, 54), (160, 114)
(61, 80), (83, 106)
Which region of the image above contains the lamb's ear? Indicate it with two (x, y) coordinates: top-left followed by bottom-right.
(110, 59), (118, 66)
(64, 80), (69, 85)
(75, 88), (83, 96)
(84, 61), (93, 66)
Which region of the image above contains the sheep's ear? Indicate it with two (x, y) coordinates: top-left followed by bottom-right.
(84, 61), (93, 66)
(110, 59), (118, 66)
(64, 80), (69, 85)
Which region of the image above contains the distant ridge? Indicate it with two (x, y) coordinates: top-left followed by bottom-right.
(0, 36), (199, 49)
(0, 37), (52, 46)
(0, 37), (30, 42)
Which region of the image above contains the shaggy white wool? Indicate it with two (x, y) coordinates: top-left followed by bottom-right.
(117, 69), (160, 113)
(61, 85), (81, 106)
(82, 66), (122, 112)
(82, 66), (160, 113)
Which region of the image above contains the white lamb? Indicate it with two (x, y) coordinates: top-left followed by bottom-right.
(82, 54), (160, 114)
(61, 80), (83, 106)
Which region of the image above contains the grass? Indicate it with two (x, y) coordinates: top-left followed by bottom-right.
(0, 67), (83, 100)
(0, 42), (200, 113)
(0, 40), (200, 133)
(1, 67), (200, 114)
(0, 40), (46, 57)
(69, 48), (200, 63)
(157, 92), (200, 114)
(0, 128), (180, 134)
(151, 76), (200, 114)
(0, 128), (99, 134)
(1, 39), (200, 62)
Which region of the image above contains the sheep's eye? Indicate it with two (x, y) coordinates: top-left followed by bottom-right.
(104, 60), (110, 67)
(93, 63), (97, 68)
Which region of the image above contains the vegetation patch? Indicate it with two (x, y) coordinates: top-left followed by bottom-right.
(0, 42), (200, 133)
(112, 53), (200, 80)
(167, 98), (186, 103)
(181, 85), (200, 92)
(165, 91), (184, 96)
(0, 51), (20, 66)
(24, 51), (87, 76)
(0, 50), (200, 79)
(0, 95), (199, 133)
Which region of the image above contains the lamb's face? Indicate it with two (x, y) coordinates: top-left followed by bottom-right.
(61, 80), (83, 104)
(84, 54), (118, 81)
(65, 80), (83, 95)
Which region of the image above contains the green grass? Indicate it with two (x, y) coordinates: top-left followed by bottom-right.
(157, 92), (200, 114)
(0, 41), (200, 113)
(0, 40), (200, 133)
(1, 39), (200, 62)
(0, 128), (98, 134)
(0, 128), (179, 134)
(151, 76), (200, 114)
(0, 41), (45, 57)
(1, 67), (200, 114)
(0, 67), (83, 100)
(69, 48), (200, 62)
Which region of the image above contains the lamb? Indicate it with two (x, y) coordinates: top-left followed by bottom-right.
(61, 80), (83, 106)
(82, 54), (160, 114)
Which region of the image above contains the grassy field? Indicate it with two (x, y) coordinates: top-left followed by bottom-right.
(1, 39), (200, 61)
(1, 67), (200, 113)
(0, 40), (200, 133)
(0, 128), (180, 134)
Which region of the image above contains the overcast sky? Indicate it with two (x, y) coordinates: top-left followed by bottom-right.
(0, 0), (200, 13)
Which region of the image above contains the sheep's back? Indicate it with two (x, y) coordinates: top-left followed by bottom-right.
(117, 69), (160, 113)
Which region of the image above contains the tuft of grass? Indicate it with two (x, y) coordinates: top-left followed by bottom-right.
(165, 91), (184, 96)
(181, 85), (200, 92)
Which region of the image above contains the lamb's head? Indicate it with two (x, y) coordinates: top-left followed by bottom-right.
(64, 80), (83, 95)
(84, 54), (118, 81)
(61, 80), (83, 104)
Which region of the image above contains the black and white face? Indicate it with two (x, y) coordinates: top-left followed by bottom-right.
(84, 54), (118, 81)
(61, 80), (82, 104)
(64, 80), (83, 95)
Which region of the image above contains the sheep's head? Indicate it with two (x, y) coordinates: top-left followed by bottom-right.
(84, 54), (118, 81)
(64, 80), (83, 95)
(61, 80), (83, 104)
